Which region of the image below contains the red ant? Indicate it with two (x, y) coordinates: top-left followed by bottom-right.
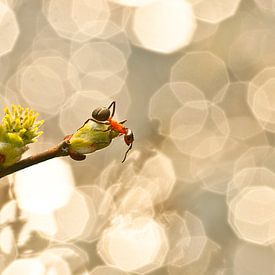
(82, 101), (134, 162)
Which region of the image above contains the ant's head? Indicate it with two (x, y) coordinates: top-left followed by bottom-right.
(124, 128), (134, 146)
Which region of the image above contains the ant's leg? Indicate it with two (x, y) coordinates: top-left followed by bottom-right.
(119, 119), (127, 124)
(108, 101), (116, 118)
(78, 118), (109, 130)
(78, 118), (93, 130)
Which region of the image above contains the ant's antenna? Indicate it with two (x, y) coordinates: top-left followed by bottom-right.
(108, 101), (116, 118)
(121, 143), (133, 163)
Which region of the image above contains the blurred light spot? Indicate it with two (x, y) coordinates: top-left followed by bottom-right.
(78, 185), (115, 242)
(229, 185), (275, 245)
(0, 2), (19, 57)
(14, 158), (75, 214)
(117, 186), (154, 217)
(3, 258), (45, 275)
(70, 42), (127, 77)
(219, 82), (263, 140)
(214, 268), (233, 275)
(98, 215), (168, 273)
(161, 137), (200, 182)
(233, 145), (275, 177)
(71, 0), (110, 37)
(44, 0), (110, 42)
(228, 30), (275, 80)
(98, 4), (131, 38)
(102, 31), (132, 60)
(0, 57), (10, 83)
(19, 212), (56, 243)
(18, 230), (49, 257)
(228, 167), (275, 202)
(171, 52), (229, 101)
(170, 100), (208, 141)
(192, 20), (219, 42)
(233, 243), (275, 275)
(190, 138), (249, 194)
(228, 163), (275, 245)
(0, 93), (11, 114)
(228, 30), (265, 80)
(187, 0), (202, 3)
(109, 0), (157, 7)
(139, 151), (176, 204)
(193, 0), (241, 23)
(181, 211), (208, 265)
(20, 65), (65, 114)
(130, 0), (196, 54)
(149, 82), (205, 135)
(32, 55), (80, 91)
(53, 189), (90, 241)
(97, 159), (139, 195)
(234, 186), (275, 224)
(39, 251), (71, 275)
(97, 159), (125, 188)
(253, 79), (275, 121)
(4, 74), (22, 106)
(15, 55), (79, 116)
(254, 0), (275, 14)
(90, 265), (128, 275)
(42, 245), (89, 274)
(163, 212), (191, 266)
(248, 68), (275, 133)
(167, 239), (219, 274)
(0, 200), (17, 224)
(80, 73), (125, 96)
(0, 227), (15, 255)
(0, 0), (21, 8)
(170, 101), (230, 158)
(106, 154), (172, 209)
(95, 152), (172, 221)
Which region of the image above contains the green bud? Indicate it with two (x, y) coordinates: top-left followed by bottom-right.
(0, 142), (28, 167)
(68, 121), (119, 156)
(0, 105), (44, 167)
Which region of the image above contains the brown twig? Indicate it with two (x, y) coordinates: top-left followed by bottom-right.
(0, 140), (70, 179)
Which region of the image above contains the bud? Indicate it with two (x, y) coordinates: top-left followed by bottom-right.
(67, 121), (119, 159)
(0, 105), (44, 167)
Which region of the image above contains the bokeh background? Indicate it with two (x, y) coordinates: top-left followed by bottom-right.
(0, 0), (275, 274)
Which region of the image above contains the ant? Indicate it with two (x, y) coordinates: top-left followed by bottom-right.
(82, 101), (134, 163)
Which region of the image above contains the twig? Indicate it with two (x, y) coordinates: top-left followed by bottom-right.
(0, 140), (70, 179)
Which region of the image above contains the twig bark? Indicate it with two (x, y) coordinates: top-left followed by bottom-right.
(0, 140), (70, 179)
